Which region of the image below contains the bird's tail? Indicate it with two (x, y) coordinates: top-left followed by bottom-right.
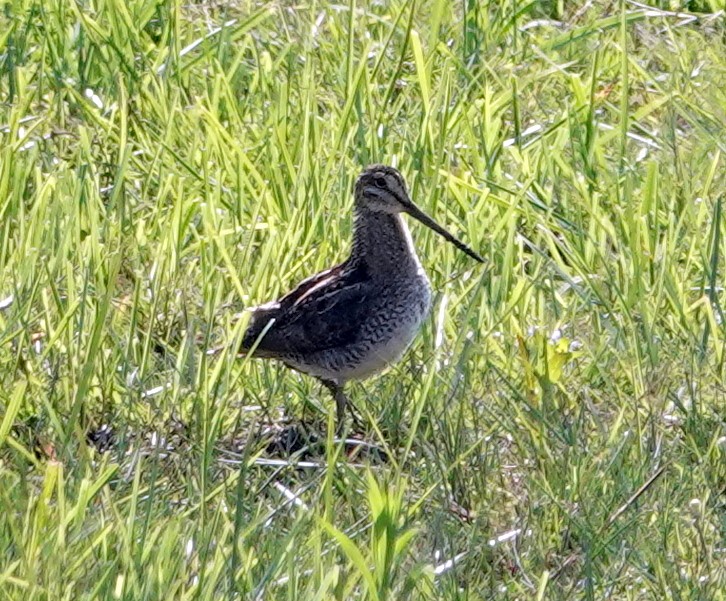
(239, 306), (278, 356)
(205, 305), (278, 358)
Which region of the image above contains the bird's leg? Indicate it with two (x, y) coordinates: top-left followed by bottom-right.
(344, 396), (365, 432)
(321, 379), (351, 435)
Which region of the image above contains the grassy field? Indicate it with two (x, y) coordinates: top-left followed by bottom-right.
(1, 0), (725, 599)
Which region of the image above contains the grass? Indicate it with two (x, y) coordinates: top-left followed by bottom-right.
(1, 0), (725, 599)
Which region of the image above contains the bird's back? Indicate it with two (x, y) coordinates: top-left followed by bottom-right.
(242, 258), (431, 382)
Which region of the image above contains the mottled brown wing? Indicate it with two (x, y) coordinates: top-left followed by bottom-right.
(241, 263), (344, 352)
(244, 266), (372, 355)
(275, 263), (345, 311)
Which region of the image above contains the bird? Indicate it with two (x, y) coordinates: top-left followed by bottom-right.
(241, 165), (483, 433)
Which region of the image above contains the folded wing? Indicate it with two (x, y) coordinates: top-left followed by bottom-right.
(242, 263), (372, 356)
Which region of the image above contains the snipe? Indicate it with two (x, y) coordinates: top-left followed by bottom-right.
(241, 165), (483, 433)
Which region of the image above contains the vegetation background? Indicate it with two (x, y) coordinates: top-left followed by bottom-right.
(0, 0), (725, 599)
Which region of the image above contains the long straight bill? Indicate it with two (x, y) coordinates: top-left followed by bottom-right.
(407, 205), (484, 263)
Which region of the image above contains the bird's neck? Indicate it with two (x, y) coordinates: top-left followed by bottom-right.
(349, 207), (423, 274)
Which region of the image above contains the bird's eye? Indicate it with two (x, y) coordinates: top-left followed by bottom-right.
(374, 176), (387, 188)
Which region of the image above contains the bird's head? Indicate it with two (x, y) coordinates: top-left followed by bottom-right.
(354, 164), (484, 263)
(354, 164), (411, 215)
